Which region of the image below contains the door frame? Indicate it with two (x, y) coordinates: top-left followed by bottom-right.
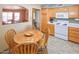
(32, 8), (41, 30)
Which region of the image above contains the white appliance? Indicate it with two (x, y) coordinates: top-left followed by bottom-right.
(56, 12), (68, 18)
(55, 20), (69, 40)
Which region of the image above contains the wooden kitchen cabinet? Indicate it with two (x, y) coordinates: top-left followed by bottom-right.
(68, 27), (79, 43)
(56, 7), (68, 12)
(68, 5), (79, 18)
(48, 24), (54, 36)
(47, 7), (68, 19)
(55, 5), (79, 18)
(47, 8), (56, 19)
(47, 5), (79, 19)
(40, 8), (48, 33)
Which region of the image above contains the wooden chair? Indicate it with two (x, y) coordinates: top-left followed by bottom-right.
(38, 26), (49, 49)
(37, 47), (48, 54)
(5, 29), (16, 52)
(12, 43), (38, 54)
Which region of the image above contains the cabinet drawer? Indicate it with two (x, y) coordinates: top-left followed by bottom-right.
(69, 36), (79, 43)
(68, 27), (79, 43)
(68, 27), (79, 31)
(48, 24), (54, 35)
(69, 34), (79, 39)
(69, 30), (79, 35)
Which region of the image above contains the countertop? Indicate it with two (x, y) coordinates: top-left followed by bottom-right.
(69, 23), (79, 28)
(48, 22), (79, 28)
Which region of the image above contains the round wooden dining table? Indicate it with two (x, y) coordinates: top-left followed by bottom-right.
(14, 29), (43, 44)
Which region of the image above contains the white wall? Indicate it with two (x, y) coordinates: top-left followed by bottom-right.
(0, 4), (41, 52)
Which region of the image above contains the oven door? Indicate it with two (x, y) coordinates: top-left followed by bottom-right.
(55, 25), (68, 40)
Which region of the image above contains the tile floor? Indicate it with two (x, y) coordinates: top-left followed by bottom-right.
(47, 36), (79, 54)
(1, 36), (79, 54)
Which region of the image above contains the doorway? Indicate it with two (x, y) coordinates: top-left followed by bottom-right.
(32, 8), (40, 30)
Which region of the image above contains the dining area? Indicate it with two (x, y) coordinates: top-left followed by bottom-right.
(0, 5), (50, 54)
(4, 27), (49, 54)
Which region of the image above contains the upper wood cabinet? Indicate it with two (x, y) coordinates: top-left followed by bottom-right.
(56, 5), (79, 18)
(56, 7), (68, 12)
(47, 7), (69, 19)
(41, 8), (48, 32)
(68, 5), (79, 18)
(47, 8), (56, 19)
(47, 5), (79, 18)
(41, 8), (47, 14)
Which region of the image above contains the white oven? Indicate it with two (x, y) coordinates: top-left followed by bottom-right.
(55, 20), (69, 40)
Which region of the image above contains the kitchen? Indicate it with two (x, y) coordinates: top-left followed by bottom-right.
(30, 4), (79, 53)
(40, 4), (79, 43)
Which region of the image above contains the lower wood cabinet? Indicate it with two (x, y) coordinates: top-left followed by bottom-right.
(48, 24), (54, 36)
(68, 27), (79, 43)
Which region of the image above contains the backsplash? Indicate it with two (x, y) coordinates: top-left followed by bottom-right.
(69, 19), (79, 23)
(50, 18), (79, 24)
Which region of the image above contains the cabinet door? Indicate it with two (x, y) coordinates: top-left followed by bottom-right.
(68, 27), (79, 43)
(56, 7), (68, 12)
(68, 5), (79, 18)
(48, 24), (54, 35)
(41, 8), (48, 32)
(48, 8), (53, 20)
(48, 8), (56, 19)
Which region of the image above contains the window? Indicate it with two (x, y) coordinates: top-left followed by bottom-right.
(2, 12), (20, 24)
(2, 12), (8, 22)
(14, 12), (20, 22)
(2, 12), (13, 24)
(2, 6), (28, 25)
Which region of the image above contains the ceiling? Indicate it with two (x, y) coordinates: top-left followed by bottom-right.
(41, 4), (78, 8)
(0, 4), (78, 8)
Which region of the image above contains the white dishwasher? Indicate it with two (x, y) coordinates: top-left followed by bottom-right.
(55, 20), (69, 40)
